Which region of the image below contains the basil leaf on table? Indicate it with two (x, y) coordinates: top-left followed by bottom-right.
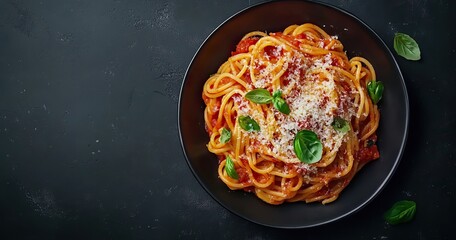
(245, 89), (272, 104)
(293, 130), (323, 164)
(384, 200), (417, 225)
(394, 33), (421, 61)
(225, 155), (239, 180)
(220, 127), (231, 143)
(272, 90), (291, 115)
(238, 115), (260, 132)
(332, 116), (350, 133)
(367, 81), (384, 105)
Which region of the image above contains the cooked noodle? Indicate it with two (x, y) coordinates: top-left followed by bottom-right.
(202, 23), (380, 205)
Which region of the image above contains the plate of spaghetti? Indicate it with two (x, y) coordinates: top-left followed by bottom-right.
(179, 0), (408, 228)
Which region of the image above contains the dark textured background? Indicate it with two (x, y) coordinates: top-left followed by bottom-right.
(0, 0), (454, 239)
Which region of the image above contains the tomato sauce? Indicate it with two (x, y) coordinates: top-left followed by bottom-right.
(357, 144), (380, 163)
(242, 71), (252, 84)
(330, 55), (345, 68)
(236, 167), (250, 184)
(231, 37), (259, 56)
(357, 135), (380, 163)
(263, 45), (283, 62)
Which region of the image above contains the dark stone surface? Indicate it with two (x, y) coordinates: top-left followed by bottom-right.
(0, 0), (454, 239)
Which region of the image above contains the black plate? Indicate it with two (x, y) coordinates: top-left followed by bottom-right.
(178, 0), (409, 228)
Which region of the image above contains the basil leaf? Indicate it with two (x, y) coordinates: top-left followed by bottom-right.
(394, 33), (421, 61)
(225, 155), (239, 180)
(245, 89), (272, 104)
(238, 115), (260, 132)
(293, 130), (323, 164)
(272, 90), (291, 115)
(366, 139), (375, 147)
(332, 116), (350, 133)
(220, 128), (231, 144)
(384, 200), (417, 225)
(367, 81), (384, 104)
(245, 89), (291, 115)
(272, 90), (281, 99)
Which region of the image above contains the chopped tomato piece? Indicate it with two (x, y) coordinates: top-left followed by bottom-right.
(357, 144), (380, 163)
(231, 37), (259, 56)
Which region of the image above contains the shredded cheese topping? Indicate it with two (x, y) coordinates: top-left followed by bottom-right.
(235, 44), (357, 164)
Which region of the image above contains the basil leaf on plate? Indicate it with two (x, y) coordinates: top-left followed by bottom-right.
(394, 33), (421, 61)
(384, 200), (417, 225)
(367, 81), (384, 104)
(272, 90), (291, 115)
(245, 89), (272, 104)
(225, 155), (239, 180)
(238, 115), (260, 132)
(220, 127), (231, 144)
(332, 116), (350, 133)
(293, 130), (323, 164)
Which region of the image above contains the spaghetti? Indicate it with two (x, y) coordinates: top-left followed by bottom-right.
(202, 23), (381, 205)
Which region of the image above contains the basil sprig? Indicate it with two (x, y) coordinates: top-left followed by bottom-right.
(238, 115), (260, 132)
(245, 89), (272, 104)
(293, 130), (323, 164)
(245, 89), (291, 115)
(225, 155), (239, 180)
(394, 33), (421, 61)
(332, 116), (350, 133)
(384, 200), (417, 225)
(272, 90), (291, 115)
(220, 128), (231, 143)
(367, 81), (384, 105)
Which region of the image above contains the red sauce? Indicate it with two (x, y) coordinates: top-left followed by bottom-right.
(231, 37), (259, 56)
(314, 186), (331, 196)
(281, 58), (307, 86)
(284, 163), (298, 175)
(253, 171), (270, 184)
(242, 71), (252, 84)
(319, 95), (329, 109)
(220, 77), (234, 85)
(217, 155), (224, 164)
(253, 62), (266, 74)
(236, 167), (249, 183)
(330, 55), (345, 68)
(236, 159), (251, 184)
(281, 62), (296, 81)
(263, 45), (283, 62)
(295, 33), (308, 40)
(357, 144), (380, 163)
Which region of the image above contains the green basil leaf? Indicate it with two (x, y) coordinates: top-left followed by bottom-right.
(332, 116), (350, 133)
(272, 90), (291, 115)
(272, 90), (281, 99)
(366, 139), (375, 147)
(394, 33), (421, 61)
(220, 128), (231, 143)
(225, 155), (239, 180)
(238, 115), (260, 132)
(384, 200), (417, 225)
(245, 89), (272, 104)
(293, 130), (323, 164)
(367, 81), (384, 104)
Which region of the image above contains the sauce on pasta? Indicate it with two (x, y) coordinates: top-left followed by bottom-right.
(202, 23), (380, 205)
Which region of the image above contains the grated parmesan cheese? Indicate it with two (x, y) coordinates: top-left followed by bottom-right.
(236, 44), (357, 175)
